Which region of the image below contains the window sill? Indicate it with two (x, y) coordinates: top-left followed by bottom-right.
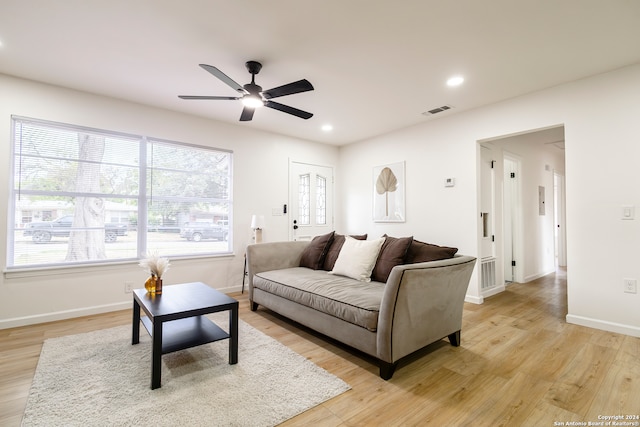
(3, 252), (235, 280)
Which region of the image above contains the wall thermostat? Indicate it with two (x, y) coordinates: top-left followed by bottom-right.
(445, 177), (455, 187)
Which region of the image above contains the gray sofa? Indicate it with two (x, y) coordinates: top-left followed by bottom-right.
(246, 238), (476, 379)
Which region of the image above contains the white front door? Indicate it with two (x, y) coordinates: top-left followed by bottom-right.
(289, 161), (334, 241)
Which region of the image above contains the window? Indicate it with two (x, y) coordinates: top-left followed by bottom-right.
(8, 116), (233, 269)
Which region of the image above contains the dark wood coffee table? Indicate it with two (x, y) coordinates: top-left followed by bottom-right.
(132, 282), (238, 389)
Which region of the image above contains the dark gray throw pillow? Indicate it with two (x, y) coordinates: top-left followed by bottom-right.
(405, 239), (458, 263)
(299, 231), (335, 270)
(371, 235), (413, 283)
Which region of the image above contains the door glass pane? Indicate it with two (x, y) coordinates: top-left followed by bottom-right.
(299, 174), (310, 225)
(316, 175), (326, 225)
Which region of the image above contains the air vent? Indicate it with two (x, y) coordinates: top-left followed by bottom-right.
(422, 105), (454, 116)
(481, 257), (496, 290)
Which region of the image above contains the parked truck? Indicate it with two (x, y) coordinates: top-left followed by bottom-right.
(180, 222), (228, 242)
(23, 215), (128, 243)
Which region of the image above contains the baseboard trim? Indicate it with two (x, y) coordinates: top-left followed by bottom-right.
(524, 269), (556, 283)
(465, 294), (484, 304)
(482, 284), (506, 298)
(0, 301), (132, 330)
(0, 284), (243, 330)
(566, 314), (640, 338)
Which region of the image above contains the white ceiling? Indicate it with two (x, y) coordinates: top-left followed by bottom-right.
(1, 0), (639, 145)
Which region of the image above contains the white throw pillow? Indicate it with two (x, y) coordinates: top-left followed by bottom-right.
(330, 236), (386, 282)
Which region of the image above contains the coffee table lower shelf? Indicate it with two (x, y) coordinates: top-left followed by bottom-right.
(140, 315), (230, 354)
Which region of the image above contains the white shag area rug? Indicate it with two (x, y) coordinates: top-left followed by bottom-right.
(22, 313), (350, 427)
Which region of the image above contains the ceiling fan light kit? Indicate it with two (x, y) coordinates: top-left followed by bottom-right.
(179, 60), (314, 122)
(242, 95), (264, 108)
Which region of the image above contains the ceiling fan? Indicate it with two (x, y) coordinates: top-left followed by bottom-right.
(179, 61), (314, 122)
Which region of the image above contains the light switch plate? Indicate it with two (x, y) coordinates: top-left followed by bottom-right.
(622, 205), (635, 220)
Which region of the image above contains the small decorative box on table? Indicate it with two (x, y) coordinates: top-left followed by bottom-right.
(132, 281), (239, 389)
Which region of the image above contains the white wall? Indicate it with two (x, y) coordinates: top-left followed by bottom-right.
(338, 63), (640, 337)
(0, 74), (339, 328)
(338, 120), (481, 299)
(3, 63), (640, 338)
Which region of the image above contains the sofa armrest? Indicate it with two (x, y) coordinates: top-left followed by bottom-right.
(376, 255), (476, 363)
(246, 241), (310, 299)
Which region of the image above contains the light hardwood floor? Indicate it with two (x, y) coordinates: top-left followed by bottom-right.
(1, 269), (639, 426)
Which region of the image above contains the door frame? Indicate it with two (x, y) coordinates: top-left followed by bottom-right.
(479, 146), (496, 260)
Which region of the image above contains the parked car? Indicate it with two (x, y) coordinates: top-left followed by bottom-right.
(23, 215), (128, 243)
(180, 222), (228, 242)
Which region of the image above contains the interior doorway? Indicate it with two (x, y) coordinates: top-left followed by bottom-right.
(479, 125), (566, 295)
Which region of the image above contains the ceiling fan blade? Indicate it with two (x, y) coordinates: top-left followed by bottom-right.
(264, 101), (313, 119)
(262, 79), (314, 99)
(199, 64), (247, 94)
(239, 106), (255, 121)
(178, 95), (240, 100)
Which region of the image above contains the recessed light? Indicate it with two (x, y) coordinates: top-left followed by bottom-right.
(321, 124), (333, 132)
(446, 76), (464, 87)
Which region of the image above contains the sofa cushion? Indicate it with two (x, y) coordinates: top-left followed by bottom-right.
(299, 231), (335, 270)
(330, 236), (385, 282)
(322, 233), (367, 271)
(371, 235), (414, 283)
(405, 239), (458, 263)
(253, 267), (384, 331)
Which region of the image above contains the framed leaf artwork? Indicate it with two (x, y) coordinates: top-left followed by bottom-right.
(373, 161), (405, 222)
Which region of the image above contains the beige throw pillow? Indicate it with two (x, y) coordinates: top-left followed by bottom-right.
(330, 236), (386, 282)
(322, 233), (368, 271)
